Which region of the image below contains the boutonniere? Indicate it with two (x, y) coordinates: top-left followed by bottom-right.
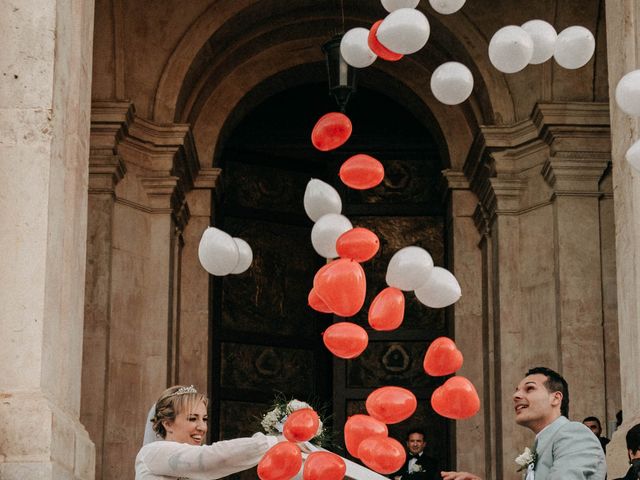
(515, 447), (537, 472)
(409, 463), (424, 473)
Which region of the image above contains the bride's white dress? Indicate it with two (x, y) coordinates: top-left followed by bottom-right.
(135, 433), (277, 479)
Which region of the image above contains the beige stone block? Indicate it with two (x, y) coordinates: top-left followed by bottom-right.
(75, 428), (96, 480)
(0, 393), (52, 457)
(0, 2), (56, 109)
(0, 462), (53, 479)
(52, 410), (76, 472)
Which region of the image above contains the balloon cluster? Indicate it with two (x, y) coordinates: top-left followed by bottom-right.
(339, 1), (473, 106)
(198, 227), (253, 276)
(489, 20), (595, 74)
(305, 107), (480, 476)
(615, 70), (640, 172)
(259, 406), (348, 480)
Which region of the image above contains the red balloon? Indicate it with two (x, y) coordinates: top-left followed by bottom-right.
(431, 376), (480, 420)
(365, 386), (417, 424)
(357, 436), (406, 474)
(368, 287), (404, 331)
(308, 288), (333, 313)
(323, 322), (368, 359)
(311, 112), (352, 151)
(336, 227), (380, 263)
(257, 442), (303, 480)
(283, 408), (320, 443)
(423, 337), (463, 376)
(313, 258), (366, 317)
(303, 452), (346, 480)
(368, 20), (403, 61)
(339, 154), (385, 190)
(343, 414), (389, 458)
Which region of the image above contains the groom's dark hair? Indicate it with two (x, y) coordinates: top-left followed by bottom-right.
(526, 367), (569, 417)
(627, 424), (640, 455)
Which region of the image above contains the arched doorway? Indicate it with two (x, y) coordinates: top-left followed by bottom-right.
(213, 82), (452, 476)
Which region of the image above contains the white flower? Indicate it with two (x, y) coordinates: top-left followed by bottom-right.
(287, 399), (311, 413)
(410, 463), (423, 473)
(261, 407), (282, 433)
(515, 447), (537, 472)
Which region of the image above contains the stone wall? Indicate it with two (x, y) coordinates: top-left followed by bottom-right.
(0, 0), (96, 478)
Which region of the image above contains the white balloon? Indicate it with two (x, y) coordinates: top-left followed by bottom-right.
(311, 213), (353, 259)
(385, 246), (434, 291)
(340, 28), (377, 68)
(198, 227), (239, 276)
(377, 8), (431, 55)
(430, 62), (474, 105)
(304, 179), (342, 222)
(625, 139), (640, 173)
(521, 19), (557, 64)
(488, 26), (534, 74)
(615, 69), (640, 117)
(414, 266), (461, 308)
(231, 238), (253, 274)
(553, 26), (595, 69)
(429, 0), (465, 15)
(381, 0), (420, 12)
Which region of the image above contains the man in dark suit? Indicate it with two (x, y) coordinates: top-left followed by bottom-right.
(392, 428), (439, 480)
(583, 416), (611, 452)
(615, 423), (640, 480)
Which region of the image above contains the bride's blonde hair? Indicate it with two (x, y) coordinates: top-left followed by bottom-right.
(151, 385), (208, 438)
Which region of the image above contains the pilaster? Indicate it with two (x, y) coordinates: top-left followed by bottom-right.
(441, 170), (486, 477)
(464, 101), (614, 479)
(604, 1), (640, 476)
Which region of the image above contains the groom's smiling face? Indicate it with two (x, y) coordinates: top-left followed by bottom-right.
(513, 374), (563, 433)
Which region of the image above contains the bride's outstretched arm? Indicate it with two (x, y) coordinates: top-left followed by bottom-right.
(137, 433), (278, 480)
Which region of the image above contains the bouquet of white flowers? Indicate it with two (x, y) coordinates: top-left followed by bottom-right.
(261, 398), (326, 445)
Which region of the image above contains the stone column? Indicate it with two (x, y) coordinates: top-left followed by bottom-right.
(0, 0), (96, 479)
(442, 171), (486, 477)
(82, 101), (131, 479)
(605, 1), (640, 476)
(177, 168), (221, 391)
(81, 107), (200, 479)
(538, 103), (611, 421)
(464, 105), (616, 477)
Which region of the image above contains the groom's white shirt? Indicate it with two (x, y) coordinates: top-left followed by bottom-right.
(532, 416), (606, 480)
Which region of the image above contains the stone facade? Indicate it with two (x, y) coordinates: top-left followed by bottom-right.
(2, 0), (639, 479)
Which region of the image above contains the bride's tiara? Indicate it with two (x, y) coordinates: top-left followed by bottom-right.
(171, 385), (198, 397)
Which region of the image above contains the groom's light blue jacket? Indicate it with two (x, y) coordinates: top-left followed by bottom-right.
(533, 416), (606, 480)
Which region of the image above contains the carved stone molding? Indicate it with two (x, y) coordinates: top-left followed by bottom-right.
(542, 155), (610, 197)
(89, 155), (127, 194)
(90, 101), (201, 229)
(194, 167), (222, 190)
(465, 102), (612, 233)
(140, 175), (190, 231)
(89, 101), (134, 194)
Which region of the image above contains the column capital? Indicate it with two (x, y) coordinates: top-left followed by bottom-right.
(542, 155), (610, 196)
(140, 175), (190, 231)
(89, 101), (134, 193)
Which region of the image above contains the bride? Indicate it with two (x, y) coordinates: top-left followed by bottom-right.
(136, 385), (280, 479)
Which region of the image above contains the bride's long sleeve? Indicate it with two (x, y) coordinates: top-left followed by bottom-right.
(136, 433), (278, 479)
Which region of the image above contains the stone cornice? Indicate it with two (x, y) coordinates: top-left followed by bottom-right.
(89, 155), (127, 194)
(89, 102), (202, 228)
(140, 175), (190, 232)
(542, 154), (610, 197)
(89, 101), (133, 193)
(90, 100), (135, 155)
(464, 101), (612, 233)
(194, 167), (222, 190)
(120, 116), (200, 191)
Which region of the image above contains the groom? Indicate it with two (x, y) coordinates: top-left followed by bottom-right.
(441, 367), (606, 480)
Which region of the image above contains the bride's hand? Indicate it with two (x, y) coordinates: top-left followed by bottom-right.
(440, 471), (481, 480)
